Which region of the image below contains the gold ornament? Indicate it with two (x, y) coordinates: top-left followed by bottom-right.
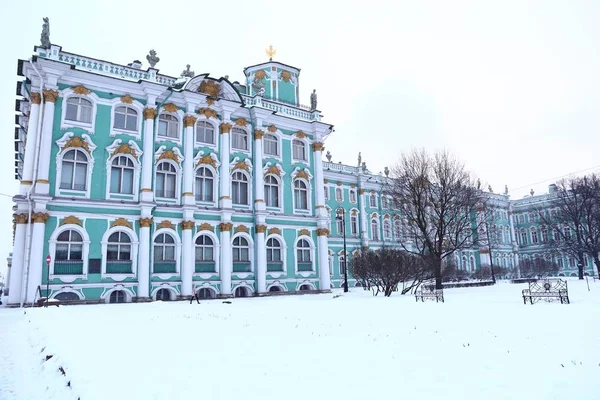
(60, 215), (83, 226)
(235, 225), (249, 233)
(199, 80), (220, 97)
(120, 94), (134, 104)
(62, 136), (90, 153)
(162, 103), (179, 113)
(254, 130), (265, 140)
(139, 217), (153, 227)
(234, 118), (248, 127)
(198, 222), (214, 232)
(266, 165), (281, 176)
(32, 212), (50, 224)
(43, 89), (59, 103)
(181, 220), (195, 230)
(268, 227), (281, 235)
(234, 161), (249, 172)
(280, 70), (291, 82)
(157, 220), (174, 230)
(220, 123), (232, 134)
(219, 222), (233, 232)
(296, 170), (310, 180)
(184, 115), (197, 128)
(351, 209), (358, 216)
(206, 98), (215, 106)
(317, 228), (330, 237)
(143, 108), (158, 119)
(197, 154), (216, 168)
(267, 125), (277, 133)
(255, 70), (267, 80)
(255, 225), (267, 233)
(30, 92), (41, 105)
(198, 108), (218, 119)
(72, 85), (90, 95)
(295, 131), (307, 139)
(312, 142), (324, 152)
(158, 149), (179, 164)
(298, 229), (310, 237)
(336, 182), (343, 186)
(112, 218), (132, 228)
(112, 143), (138, 161)
(13, 214), (28, 224)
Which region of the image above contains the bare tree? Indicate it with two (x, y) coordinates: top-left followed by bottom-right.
(537, 175), (600, 279)
(390, 150), (486, 289)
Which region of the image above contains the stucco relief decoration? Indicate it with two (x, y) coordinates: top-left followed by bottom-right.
(235, 225), (249, 234)
(198, 223), (214, 232)
(219, 222), (233, 232)
(107, 139), (143, 162)
(155, 146), (184, 166)
(234, 118), (248, 127)
(199, 80), (220, 98)
(268, 227), (281, 236)
(298, 229), (310, 237)
(30, 92), (41, 105)
(13, 214), (28, 224)
(280, 70), (292, 82)
(138, 218), (153, 228)
(112, 218), (132, 229)
(384, 214), (391, 219)
(336, 182), (343, 186)
(351, 210), (359, 216)
(254, 70), (267, 81)
(194, 152), (219, 169)
(184, 115), (197, 128)
(56, 132), (97, 156)
(254, 130), (265, 140)
(230, 157), (253, 173)
(120, 94), (134, 104)
(267, 125), (277, 133)
(162, 103), (179, 113)
(316, 228), (330, 237)
(263, 162), (285, 177)
(359, 189), (366, 195)
(143, 107), (158, 120)
(32, 212), (50, 224)
(350, 184), (356, 188)
(312, 142), (324, 152)
(71, 85), (90, 95)
(157, 220), (174, 230)
(255, 225), (267, 233)
(181, 221), (195, 230)
(60, 215), (83, 226)
(43, 89), (59, 103)
(291, 167), (313, 182)
(206, 98), (215, 106)
(198, 108), (218, 119)
(295, 131), (307, 139)
(371, 213), (378, 218)
(220, 122), (232, 134)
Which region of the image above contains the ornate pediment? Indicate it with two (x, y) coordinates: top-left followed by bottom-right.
(291, 167), (313, 182)
(155, 145), (184, 166)
(262, 162), (285, 177)
(194, 151), (220, 169)
(56, 132), (97, 155)
(230, 157), (252, 173)
(106, 139), (143, 161)
(60, 215), (83, 226)
(298, 229), (310, 237)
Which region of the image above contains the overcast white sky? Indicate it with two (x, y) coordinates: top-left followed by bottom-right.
(1, 0), (599, 279)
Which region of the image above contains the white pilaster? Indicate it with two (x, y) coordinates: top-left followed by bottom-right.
(183, 112), (197, 206)
(313, 142), (326, 216)
(253, 129), (266, 211)
(137, 217), (152, 299)
(25, 213), (48, 303)
(141, 107), (157, 203)
(220, 222), (232, 296)
(359, 189), (369, 247)
(20, 95), (41, 194)
(219, 122), (232, 208)
(8, 216), (27, 304)
(35, 91), (58, 195)
(255, 224), (267, 294)
(181, 221), (194, 296)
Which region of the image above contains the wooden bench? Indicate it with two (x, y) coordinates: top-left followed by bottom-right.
(415, 282), (444, 303)
(522, 279), (570, 305)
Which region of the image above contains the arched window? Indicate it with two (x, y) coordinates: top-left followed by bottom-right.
(336, 215), (344, 235)
(55, 230), (83, 275)
(520, 229), (527, 245)
(564, 225), (571, 239)
(294, 180), (308, 210)
(350, 214), (358, 236)
(292, 139), (306, 161)
(55, 292), (79, 301)
(328, 254), (333, 275)
(156, 162), (177, 198)
(156, 288), (172, 301)
(335, 187), (343, 202)
(383, 219), (392, 239)
(266, 238), (283, 272)
(505, 226), (511, 242)
(233, 236), (250, 272)
(234, 286), (250, 297)
(110, 156), (134, 194)
(394, 219), (402, 239)
(232, 127), (248, 150)
(541, 226), (548, 243)
(339, 255), (346, 276)
(264, 175), (279, 208)
(65, 97), (92, 123)
(196, 121), (214, 144)
(324, 186), (330, 201)
(370, 194), (377, 207)
(371, 219), (379, 241)
(113, 106), (138, 131)
(195, 167), (214, 202)
(107, 231), (132, 262)
(299, 284), (312, 291)
(531, 227), (538, 244)
(195, 235), (215, 273)
(470, 256), (475, 271)
(349, 189), (357, 203)
(269, 286), (282, 292)
(462, 255), (468, 270)
(154, 233), (176, 273)
(158, 114), (179, 138)
(60, 149), (88, 191)
(232, 171), (249, 205)
(197, 288), (216, 299)
(297, 239), (312, 271)
(109, 290), (126, 303)
(263, 133), (279, 156)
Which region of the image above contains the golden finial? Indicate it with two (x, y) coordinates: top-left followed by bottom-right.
(265, 45), (276, 61)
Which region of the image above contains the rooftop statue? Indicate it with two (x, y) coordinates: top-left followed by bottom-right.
(326, 151), (332, 162)
(504, 185), (509, 195)
(310, 89), (317, 110)
(181, 64), (195, 78)
(357, 152), (362, 167)
(40, 17), (50, 49)
(146, 50), (160, 68)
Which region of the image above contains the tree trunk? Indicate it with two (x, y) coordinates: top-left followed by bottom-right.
(577, 252), (585, 280)
(435, 262), (443, 289)
(593, 255), (600, 280)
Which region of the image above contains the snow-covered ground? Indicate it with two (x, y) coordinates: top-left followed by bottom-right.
(1, 279), (599, 400)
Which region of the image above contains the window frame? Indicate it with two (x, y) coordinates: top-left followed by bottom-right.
(59, 89), (99, 134)
(195, 120), (216, 146)
(195, 165), (216, 204)
(49, 225), (91, 281)
(232, 170), (250, 206)
(294, 236), (315, 274)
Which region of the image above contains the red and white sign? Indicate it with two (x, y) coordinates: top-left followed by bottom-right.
(46, 255), (51, 265)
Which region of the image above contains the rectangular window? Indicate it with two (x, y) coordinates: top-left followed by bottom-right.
(350, 216), (358, 236)
(324, 187), (330, 201)
(350, 190), (356, 203)
(232, 130), (248, 150)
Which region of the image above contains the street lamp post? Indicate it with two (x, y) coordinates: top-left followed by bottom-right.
(336, 207), (349, 292)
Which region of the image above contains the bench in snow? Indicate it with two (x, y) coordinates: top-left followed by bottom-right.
(522, 279), (570, 305)
(415, 283), (444, 303)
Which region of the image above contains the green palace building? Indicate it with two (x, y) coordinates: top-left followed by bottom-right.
(7, 31), (595, 306)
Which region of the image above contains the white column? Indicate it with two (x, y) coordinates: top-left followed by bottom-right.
(220, 222), (232, 296)
(255, 224), (267, 294)
(137, 217), (151, 299)
(312, 142), (326, 216)
(183, 115), (196, 206)
(317, 230), (331, 291)
(25, 213), (48, 303)
(181, 221), (194, 296)
(35, 91), (58, 195)
(141, 107), (156, 202)
(253, 130), (265, 211)
(359, 189), (369, 247)
(219, 123), (232, 208)
(20, 93), (41, 194)
(8, 215), (27, 304)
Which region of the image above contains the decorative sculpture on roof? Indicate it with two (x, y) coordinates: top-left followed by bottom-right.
(310, 89), (318, 110)
(384, 166), (390, 177)
(361, 162), (367, 172)
(40, 17), (50, 49)
(326, 151), (332, 162)
(252, 79), (265, 97)
(265, 45), (276, 61)
(504, 185), (508, 195)
(530, 188), (535, 196)
(488, 185), (493, 193)
(146, 50), (160, 68)
(357, 152), (362, 167)
(181, 64), (195, 78)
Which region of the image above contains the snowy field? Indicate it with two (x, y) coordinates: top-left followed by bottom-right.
(1, 279), (599, 400)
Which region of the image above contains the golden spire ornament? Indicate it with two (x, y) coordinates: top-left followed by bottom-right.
(265, 45), (276, 61)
